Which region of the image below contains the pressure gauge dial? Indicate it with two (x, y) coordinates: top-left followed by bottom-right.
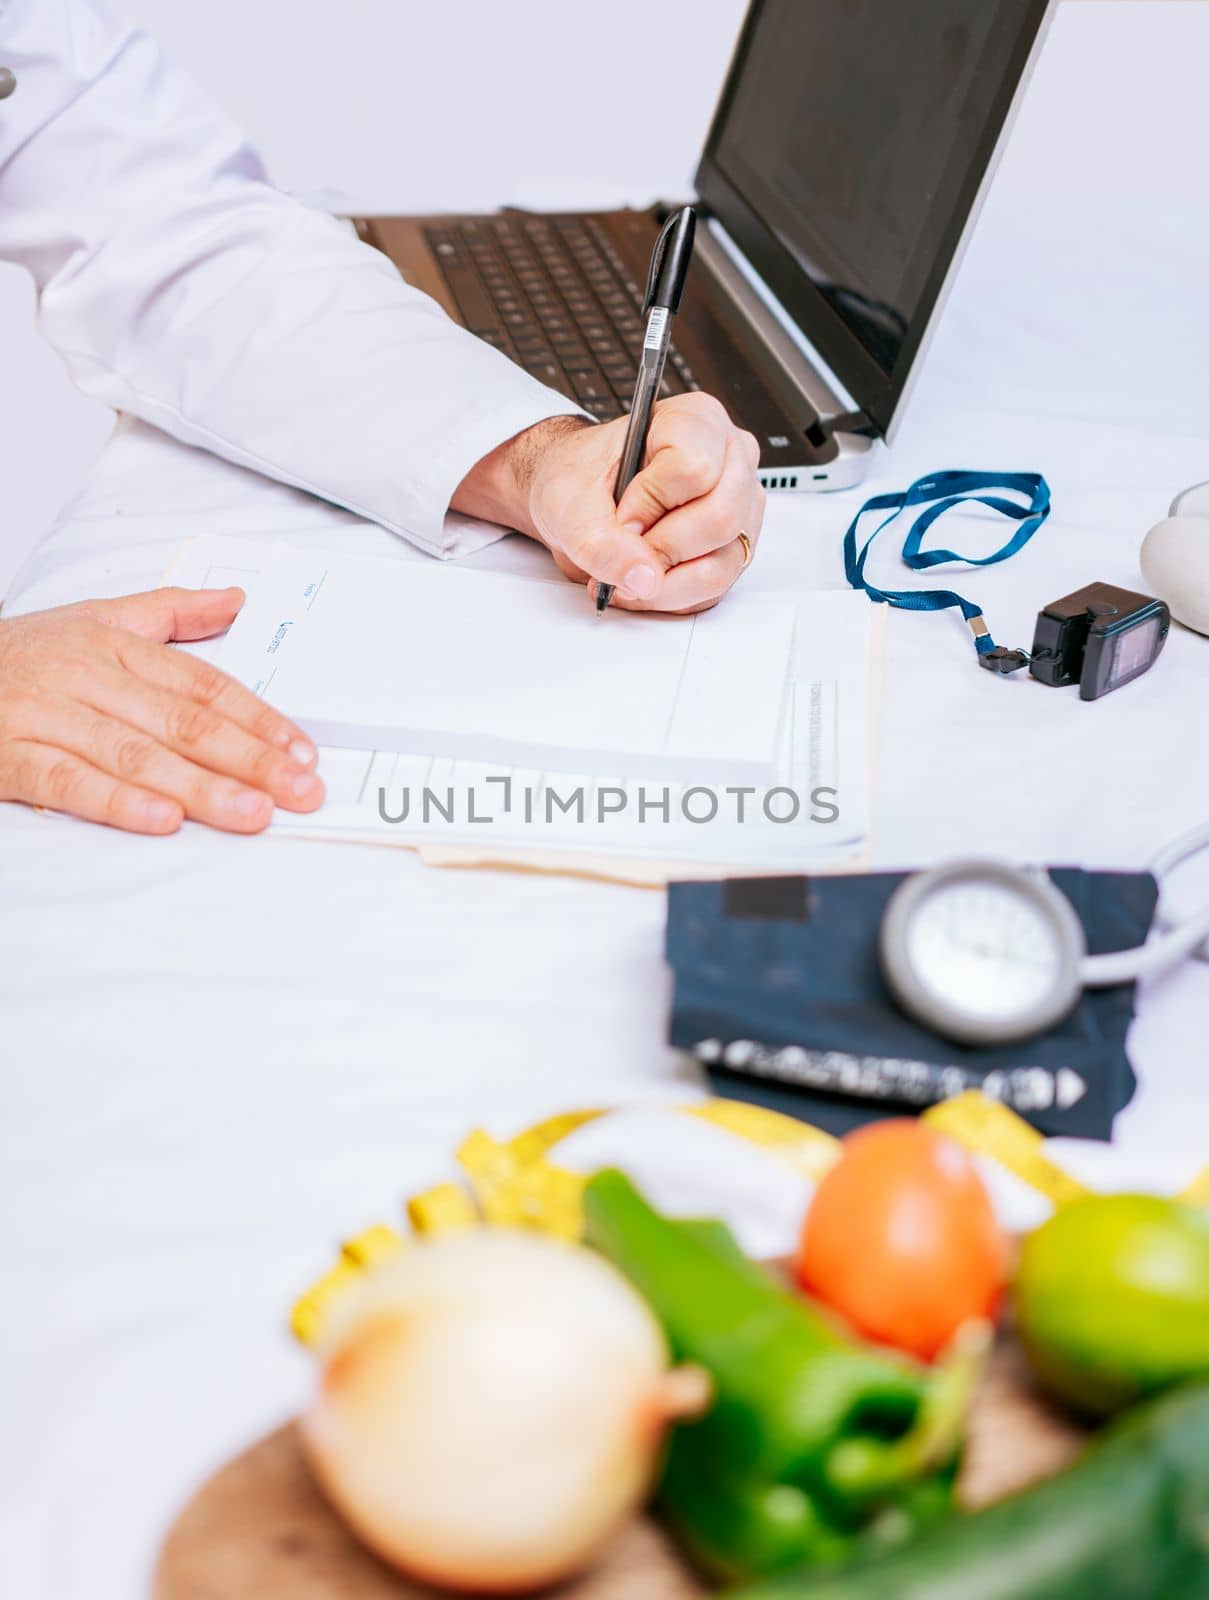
(879, 860), (1086, 1046)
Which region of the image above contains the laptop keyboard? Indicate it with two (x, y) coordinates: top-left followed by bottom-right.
(423, 215), (700, 420)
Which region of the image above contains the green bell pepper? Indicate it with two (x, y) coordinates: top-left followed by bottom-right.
(727, 1383), (1209, 1600)
(583, 1168), (979, 1585)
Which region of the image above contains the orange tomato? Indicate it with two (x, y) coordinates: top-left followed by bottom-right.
(795, 1119), (1007, 1361)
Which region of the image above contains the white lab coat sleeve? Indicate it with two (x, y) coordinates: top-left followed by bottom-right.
(0, 0), (585, 558)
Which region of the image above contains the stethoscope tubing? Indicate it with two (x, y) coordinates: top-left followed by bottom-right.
(1149, 819), (1209, 966)
(1079, 820), (1209, 985)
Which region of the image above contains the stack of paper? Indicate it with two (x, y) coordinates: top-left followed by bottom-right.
(218, 544), (797, 780)
(170, 536), (880, 881)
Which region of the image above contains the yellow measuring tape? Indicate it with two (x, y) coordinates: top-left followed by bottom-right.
(290, 1222), (407, 1347)
(1179, 1162), (1209, 1208)
(289, 1090), (1202, 1347)
(921, 1092), (1094, 1209)
(291, 1099), (837, 1344)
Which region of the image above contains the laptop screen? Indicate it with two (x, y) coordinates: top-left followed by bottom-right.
(696, 0), (1052, 438)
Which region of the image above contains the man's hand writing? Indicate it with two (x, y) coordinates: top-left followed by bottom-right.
(454, 393), (765, 613)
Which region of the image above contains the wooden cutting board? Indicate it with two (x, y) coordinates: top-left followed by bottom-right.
(154, 1331), (1090, 1600)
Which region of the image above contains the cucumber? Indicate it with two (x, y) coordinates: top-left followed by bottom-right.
(726, 1383), (1209, 1600)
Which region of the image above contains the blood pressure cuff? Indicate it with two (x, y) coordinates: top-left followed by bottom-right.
(666, 869), (1158, 1141)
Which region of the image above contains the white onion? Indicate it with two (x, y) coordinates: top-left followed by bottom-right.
(302, 1228), (709, 1592)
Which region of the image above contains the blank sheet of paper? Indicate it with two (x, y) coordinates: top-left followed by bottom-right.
(215, 544), (796, 781)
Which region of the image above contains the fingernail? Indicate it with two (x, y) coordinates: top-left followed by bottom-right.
(622, 520), (644, 535)
(145, 798), (179, 829)
(290, 772), (322, 801)
(621, 563), (657, 600)
(232, 789), (268, 818)
(288, 737), (317, 767)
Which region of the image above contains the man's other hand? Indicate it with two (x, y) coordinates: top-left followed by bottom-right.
(0, 588), (323, 834)
(453, 394), (766, 613)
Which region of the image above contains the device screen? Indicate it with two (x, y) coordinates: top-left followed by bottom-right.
(1106, 616), (1161, 690)
(710, 0), (1043, 378)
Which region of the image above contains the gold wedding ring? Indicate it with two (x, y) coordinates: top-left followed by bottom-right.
(737, 530), (753, 568)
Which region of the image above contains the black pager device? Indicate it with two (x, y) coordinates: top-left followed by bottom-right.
(1029, 583), (1170, 700)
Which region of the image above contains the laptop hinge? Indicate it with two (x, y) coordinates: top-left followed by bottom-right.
(690, 216), (870, 433)
(820, 409), (877, 441)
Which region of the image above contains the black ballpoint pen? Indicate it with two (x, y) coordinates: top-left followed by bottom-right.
(595, 205), (697, 615)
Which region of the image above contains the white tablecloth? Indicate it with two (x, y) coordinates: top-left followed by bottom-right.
(2, 6), (1208, 1596)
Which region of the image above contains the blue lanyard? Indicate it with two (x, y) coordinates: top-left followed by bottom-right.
(843, 470), (1051, 661)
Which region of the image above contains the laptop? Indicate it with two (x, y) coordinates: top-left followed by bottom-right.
(355, 0), (1053, 494)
